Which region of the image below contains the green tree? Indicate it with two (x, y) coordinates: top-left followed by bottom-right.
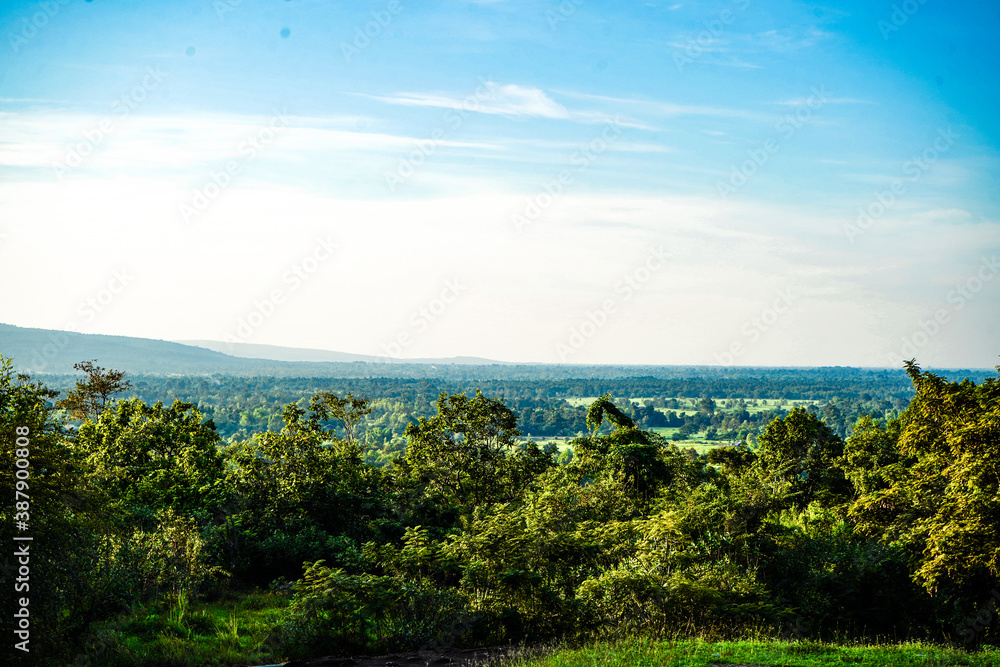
(850, 362), (1000, 603)
(57, 360), (132, 422)
(75, 398), (225, 522)
(306, 391), (372, 444)
(838, 415), (904, 499)
(401, 391), (547, 508)
(0, 357), (108, 662)
(221, 394), (380, 581)
(573, 395), (680, 504)
(755, 407), (848, 509)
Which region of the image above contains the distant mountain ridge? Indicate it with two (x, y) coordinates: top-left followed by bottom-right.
(2, 322), (990, 383)
(174, 339), (502, 365)
(0, 323), (246, 375)
(0, 323), (508, 376)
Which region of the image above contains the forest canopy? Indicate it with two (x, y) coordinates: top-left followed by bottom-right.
(2, 355), (999, 664)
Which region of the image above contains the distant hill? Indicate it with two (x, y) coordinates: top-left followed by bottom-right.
(0, 323), (510, 377)
(1, 322), (990, 384)
(0, 323), (247, 375)
(174, 339), (502, 365)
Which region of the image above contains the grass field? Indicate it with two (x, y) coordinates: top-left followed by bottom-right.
(526, 430), (733, 456)
(538, 395), (828, 456)
(508, 637), (1000, 667)
(74, 589), (1000, 667)
(562, 396), (822, 414)
(75, 589), (290, 666)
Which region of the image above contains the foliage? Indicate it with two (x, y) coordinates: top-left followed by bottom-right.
(399, 390), (552, 508)
(755, 407), (850, 510)
(57, 359), (132, 422)
(272, 559), (471, 658)
(3, 353), (1000, 662)
(847, 362), (1000, 643)
(75, 398), (225, 523)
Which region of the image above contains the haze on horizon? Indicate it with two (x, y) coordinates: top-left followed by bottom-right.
(0, 0), (998, 368)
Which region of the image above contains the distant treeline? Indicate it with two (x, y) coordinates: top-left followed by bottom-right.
(34, 370), (922, 456)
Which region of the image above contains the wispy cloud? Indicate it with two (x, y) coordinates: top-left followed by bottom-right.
(367, 83), (653, 129)
(775, 96), (872, 106)
(0, 112), (504, 171)
(556, 90), (767, 121)
(373, 83), (569, 118)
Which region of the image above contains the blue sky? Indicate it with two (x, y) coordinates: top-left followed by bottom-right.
(1, 0), (998, 367)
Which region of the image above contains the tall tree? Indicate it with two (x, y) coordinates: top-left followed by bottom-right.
(58, 360), (132, 422)
(306, 391), (372, 445)
(0, 357), (106, 661)
(755, 407), (849, 509)
(401, 391), (525, 508)
(75, 399), (224, 521)
(850, 362), (1000, 600)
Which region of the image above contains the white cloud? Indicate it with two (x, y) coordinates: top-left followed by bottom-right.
(369, 83), (653, 128)
(375, 83), (571, 119)
(0, 172), (995, 366)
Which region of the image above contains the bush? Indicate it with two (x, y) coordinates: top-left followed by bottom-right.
(271, 560), (473, 658)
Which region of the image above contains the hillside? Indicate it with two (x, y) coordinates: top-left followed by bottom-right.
(0, 323), (508, 377)
(173, 339), (501, 365)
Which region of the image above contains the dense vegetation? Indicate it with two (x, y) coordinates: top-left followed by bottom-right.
(3, 354), (999, 665)
(36, 368), (924, 462)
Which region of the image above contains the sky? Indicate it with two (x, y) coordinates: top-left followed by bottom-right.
(0, 0), (998, 368)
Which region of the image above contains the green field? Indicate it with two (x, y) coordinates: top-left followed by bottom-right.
(75, 589), (291, 667)
(563, 395), (822, 414)
(547, 395), (829, 454)
(527, 433), (733, 457)
(79, 591), (1000, 667)
(509, 637), (1000, 667)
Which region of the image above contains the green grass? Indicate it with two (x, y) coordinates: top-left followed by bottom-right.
(508, 637), (1000, 667)
(73, 588), (291, 667)
(76, 598), (1000, 667)
(563, 396), (821, 416)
